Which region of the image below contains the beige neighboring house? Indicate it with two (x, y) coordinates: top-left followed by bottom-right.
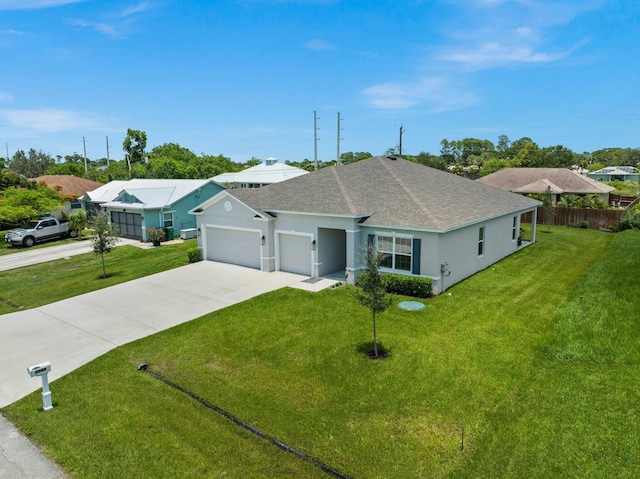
(32, 174), (103, 218)
(212, 157), (308, 188)
(477, 168), (615, 204)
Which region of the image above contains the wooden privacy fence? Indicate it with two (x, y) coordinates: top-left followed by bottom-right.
(522, 206), (624, 229)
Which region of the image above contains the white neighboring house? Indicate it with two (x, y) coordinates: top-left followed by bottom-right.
(212, 157), (308, 189)
(191, 156), (540, 294)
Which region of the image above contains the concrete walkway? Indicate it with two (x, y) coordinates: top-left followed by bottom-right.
(0, 260), (338, 477)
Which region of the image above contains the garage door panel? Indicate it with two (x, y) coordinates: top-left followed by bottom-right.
(279, 234), (311, 276)
(111, 211), (142, 239)
(206, 228), (260, 269)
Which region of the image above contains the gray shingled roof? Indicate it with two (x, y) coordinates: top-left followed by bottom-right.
(477, 168), (614, 194)
(229, 156), (540, 232)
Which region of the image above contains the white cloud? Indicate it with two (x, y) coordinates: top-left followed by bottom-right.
(0, 108), (101, 132)
(0, 92), (13, 102)
(437, 40), (571, 69)
(304, 39), (337, 51)
(0, 0), (84, 10)
(362, 77), (477, 112)
(67, 2), (158, 37)
(67, 19), (118, 36)
(118, 1), (155, 17)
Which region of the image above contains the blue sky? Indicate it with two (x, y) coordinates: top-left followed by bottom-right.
(1, 0), (638, 164)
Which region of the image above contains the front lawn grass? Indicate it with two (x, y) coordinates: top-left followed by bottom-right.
(0, 239), (198, 314)
(4, 228), (640, 478)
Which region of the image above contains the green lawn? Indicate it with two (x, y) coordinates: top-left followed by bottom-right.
(0, 239), (198, 314)
(3, 228), (640, 478)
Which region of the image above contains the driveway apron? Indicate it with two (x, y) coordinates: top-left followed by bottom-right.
(0, 261), (306, 408)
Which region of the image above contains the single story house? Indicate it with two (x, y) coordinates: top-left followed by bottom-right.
(588, 166), (639, 182)
(477, 168), (615, 204)
(190, 156), (540, 294)
(32, 175), (103, 217)
(83, 179), (225, 241)
(212, 157), (308, 188)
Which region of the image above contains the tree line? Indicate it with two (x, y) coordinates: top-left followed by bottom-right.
(2, 130), (638, 228)
(2, 132), (639, 180)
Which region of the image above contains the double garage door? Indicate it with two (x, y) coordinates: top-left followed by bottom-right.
(204, 227), (312, 276)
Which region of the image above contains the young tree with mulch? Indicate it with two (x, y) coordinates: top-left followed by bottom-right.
(352, 244), (392, 358)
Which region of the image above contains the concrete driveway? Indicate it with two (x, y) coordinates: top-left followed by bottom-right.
(0, 238), (144, 272)
(0, 261), (317, 408)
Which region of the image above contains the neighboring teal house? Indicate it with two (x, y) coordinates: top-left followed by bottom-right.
(588, 166), (639, 182)
(83, 179), (224, 241)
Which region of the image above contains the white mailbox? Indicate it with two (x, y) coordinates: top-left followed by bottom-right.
(27, 361), (51, 378)
(27, 361), (53, 410)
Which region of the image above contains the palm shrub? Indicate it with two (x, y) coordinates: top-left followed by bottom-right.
(67, 210), (87, 237)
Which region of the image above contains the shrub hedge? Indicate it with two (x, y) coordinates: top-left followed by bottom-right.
(382, 273), (433, 298)
(187, 247), (202, 263)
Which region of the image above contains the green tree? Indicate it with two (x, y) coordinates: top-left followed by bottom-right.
(413, 151), (447, 171)
(0, 185), (63, 227)
(340, 151), (372, 165)
(7, 149), (54, 178)
(352, 245), (392, 358)
(91, 211), (120, 279)
(67, 210), (88, 237)
(123, 129), (148, 173)
(46, 162), (86, 177)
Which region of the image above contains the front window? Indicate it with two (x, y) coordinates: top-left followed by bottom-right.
(512, 216), (517, 241)
(163, 212), (174, 229)
(378, 235), (412, 271)
(478, 227), (485, 256)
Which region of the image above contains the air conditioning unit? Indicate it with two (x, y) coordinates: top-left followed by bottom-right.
(180, 228), (198, 240)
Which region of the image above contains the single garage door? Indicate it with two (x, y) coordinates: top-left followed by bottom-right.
(110, 211), (142, 239)
(206, 227), (261, 269)
(279, 233), (312, 276)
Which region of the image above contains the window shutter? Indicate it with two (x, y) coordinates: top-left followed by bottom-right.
(368, 234), (375, 247)
(412, 238), (421, 275)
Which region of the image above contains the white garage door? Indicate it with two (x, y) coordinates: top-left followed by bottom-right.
(206, 227), (261, 269)
(279, 234), (311, 276)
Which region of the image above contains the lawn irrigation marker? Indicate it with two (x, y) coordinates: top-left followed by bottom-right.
(137, 363), (352, 479)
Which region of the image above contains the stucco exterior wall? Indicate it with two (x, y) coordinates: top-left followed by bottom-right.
(434, 213), (521, 293)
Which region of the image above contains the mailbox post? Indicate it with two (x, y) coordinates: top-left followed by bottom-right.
(27, 362), (53, 411)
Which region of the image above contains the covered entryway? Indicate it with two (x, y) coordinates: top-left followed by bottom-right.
(277, 232), (312, 276)
(205, 226), (261, 269)
(317, 228), (346, 277)
(110, 211), (142, 239)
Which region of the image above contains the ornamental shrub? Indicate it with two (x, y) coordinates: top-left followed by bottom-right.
(382, 273), (433, 298)
(619, 208), (640, 231)
(187, 247), (202, 263)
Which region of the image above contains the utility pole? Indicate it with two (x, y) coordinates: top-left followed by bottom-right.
(336, 112), (343, 165)
(106, 136), (110, 166)
(313, 110), (319, 171)
(5, 142), (9, 164)
(399, 125), (403, 156)
(83, 137), (88, 174)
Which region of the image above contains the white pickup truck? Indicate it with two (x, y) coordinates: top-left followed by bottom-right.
(4, 218), (77, 247)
